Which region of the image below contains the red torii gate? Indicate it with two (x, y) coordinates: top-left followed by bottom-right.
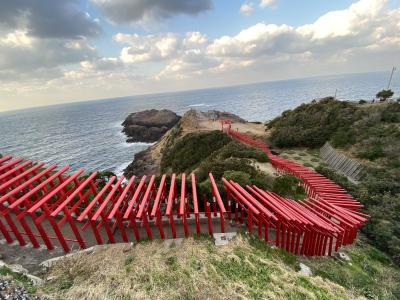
(220, 119), (232, 132)
(0, 131), (368, 256)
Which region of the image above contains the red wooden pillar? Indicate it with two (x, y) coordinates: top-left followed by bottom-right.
(142, 215), (152, 240)
(180, 174), (189, 237)
(191, 174), (200, 235)
(247, 210), (253, 234)
(328, 236), (333, 256)
(275, 222), (280, 247)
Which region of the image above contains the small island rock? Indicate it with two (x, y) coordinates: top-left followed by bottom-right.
(122, 109), (181, 143)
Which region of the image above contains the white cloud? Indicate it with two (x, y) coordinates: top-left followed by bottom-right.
(207, 23), (298, 57)
(240, 3), (254, 16)
(114, 31), (209, 64)
(260, 0), (276, 8)
(183, 32), (208, 47)
(157, 0), (400, 81)
(114, 33), (179, 63)
(1, 31), (33, 48)
(298, 0), (386, 40)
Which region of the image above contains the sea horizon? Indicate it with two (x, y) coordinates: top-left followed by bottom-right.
(0, 70), (397, 115)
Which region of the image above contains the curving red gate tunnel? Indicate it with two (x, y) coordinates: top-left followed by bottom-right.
(0, 131), (368, 256)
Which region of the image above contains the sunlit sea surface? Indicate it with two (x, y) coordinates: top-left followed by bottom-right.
(1, 72), (398, 175)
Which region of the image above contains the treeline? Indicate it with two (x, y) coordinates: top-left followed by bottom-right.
(267, 97), (400, 265)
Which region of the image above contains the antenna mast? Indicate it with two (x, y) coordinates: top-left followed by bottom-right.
(387, 66), (397, 90)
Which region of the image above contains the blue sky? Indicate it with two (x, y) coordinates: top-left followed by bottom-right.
(0, 0), (399, 111)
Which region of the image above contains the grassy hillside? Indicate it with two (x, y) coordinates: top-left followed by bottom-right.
(40, 234), (399, 300)
(266, 98), (400, 265)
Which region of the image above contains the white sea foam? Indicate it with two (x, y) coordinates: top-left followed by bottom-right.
(187, 103), (212, 107)
(114, 161), (131, 177)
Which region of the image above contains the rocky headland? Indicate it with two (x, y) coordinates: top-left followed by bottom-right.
(122, 109), (266, 178)
(122, 109), (181, 143)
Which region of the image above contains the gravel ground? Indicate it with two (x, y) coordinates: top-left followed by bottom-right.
(0, 277), (48, 300)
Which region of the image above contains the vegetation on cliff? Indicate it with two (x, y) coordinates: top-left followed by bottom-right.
(266, 98), (400, 265)
(161, 131), (232, 173)
(160, 130), (305, 200)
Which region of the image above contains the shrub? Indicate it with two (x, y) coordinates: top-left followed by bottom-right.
(376, 89), (394, 102)
(272, 174), (306, 200)
(161, 131), (231, 173)
(331, 127), (356, 148)
(269, 98), (359, 148)
(382, 102), (400, 123)
(357, 145), (384, 160)
(197, 157), (258, 182)
(223, 170), (251, 186)
(251, 173), (273, 190)
(216, 141), (269, 162)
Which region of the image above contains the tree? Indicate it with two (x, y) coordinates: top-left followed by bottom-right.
(376, 89), (394, 102)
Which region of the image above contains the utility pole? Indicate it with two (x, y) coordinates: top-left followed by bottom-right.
(387, 66), (396, 90)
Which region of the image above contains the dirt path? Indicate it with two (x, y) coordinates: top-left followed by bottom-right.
(193, 111), (267, 137)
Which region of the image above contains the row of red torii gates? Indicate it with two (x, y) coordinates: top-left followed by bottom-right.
(0, 126), (368, 256)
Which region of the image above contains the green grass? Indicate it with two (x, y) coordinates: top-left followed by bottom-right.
(0, 266), (37, 294)
(300, 237), (400, 300)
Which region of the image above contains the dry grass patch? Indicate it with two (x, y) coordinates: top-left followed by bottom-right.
(42, 235), (359, 300)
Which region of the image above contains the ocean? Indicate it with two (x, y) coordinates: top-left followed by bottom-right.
(0, 71), (398, 176)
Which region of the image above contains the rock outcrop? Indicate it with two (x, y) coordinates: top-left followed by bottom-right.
(203, 110), (246, 123)
(122, 109), (181, 143)
(122, 109), (251, 178)
(123, 148), (160, 178)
